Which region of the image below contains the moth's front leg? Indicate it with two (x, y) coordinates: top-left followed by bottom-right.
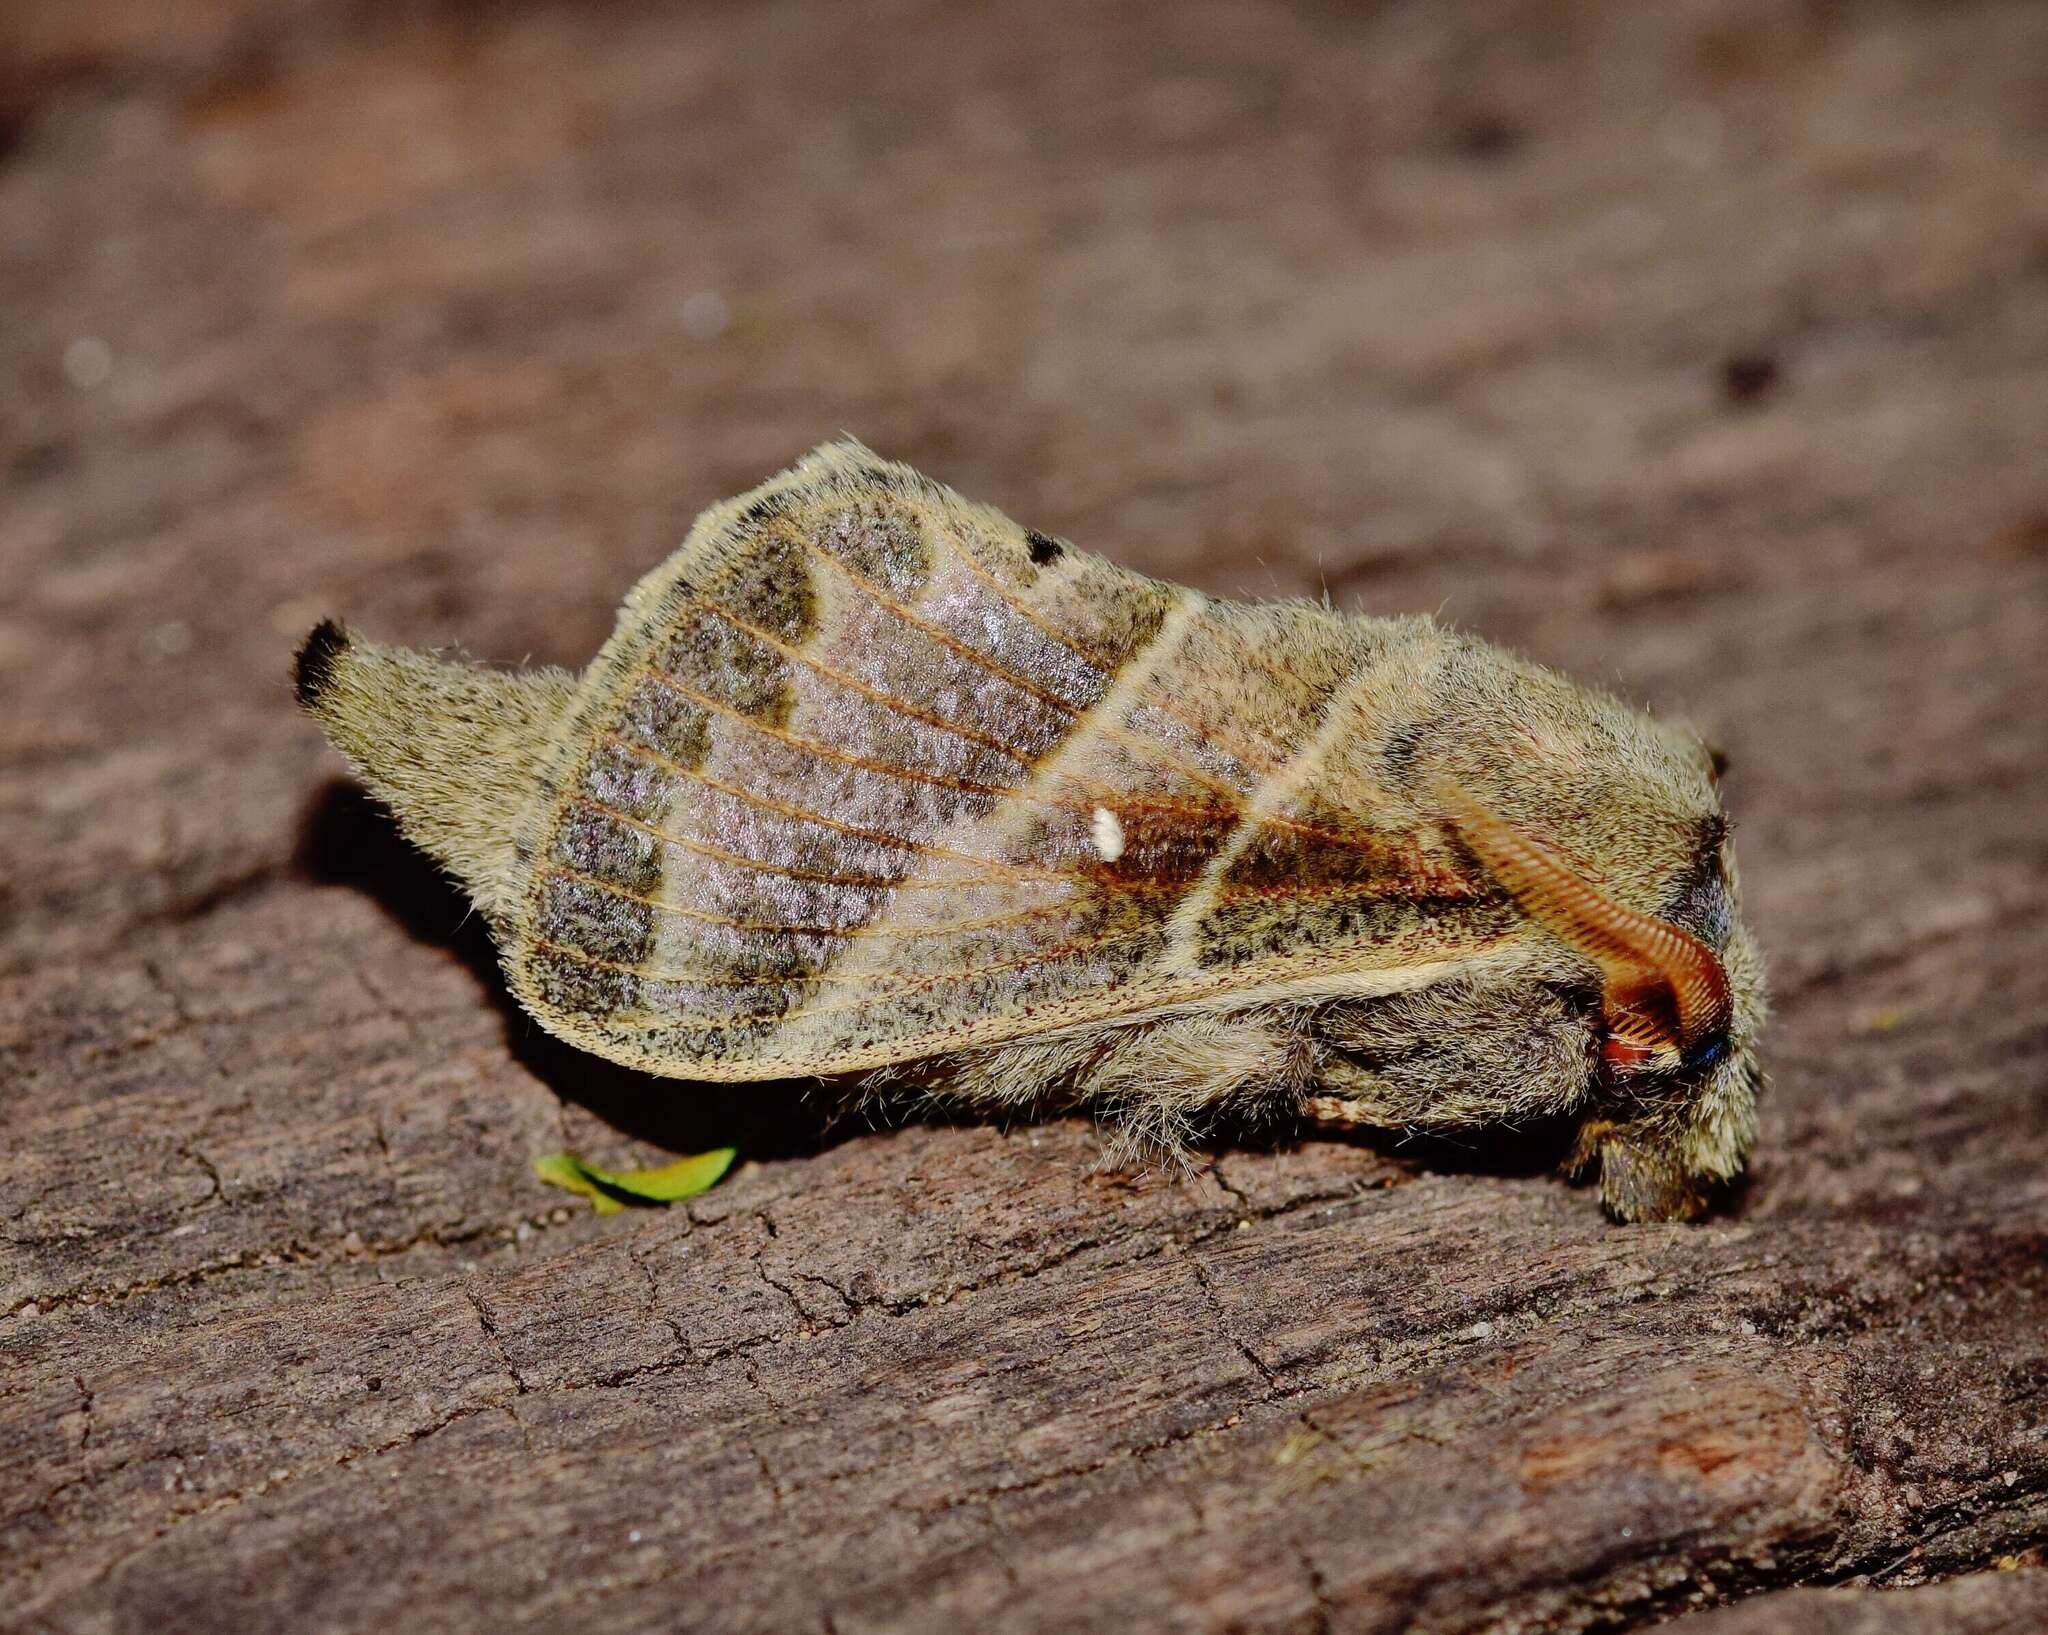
(1570, 1046), (1760, 1223)
(1570, 1122), (1710, 1223)
(1298, 976), (1749, 1221)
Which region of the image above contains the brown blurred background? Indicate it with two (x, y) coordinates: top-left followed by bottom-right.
(5, 2), (2046, 961)
(4, 3), (2046, 1631)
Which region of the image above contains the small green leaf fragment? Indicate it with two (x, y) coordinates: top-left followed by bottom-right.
(607, 1148), (739, 1201)
(533, 1148), (737, 1214)
(533, 1151), (629, 1213)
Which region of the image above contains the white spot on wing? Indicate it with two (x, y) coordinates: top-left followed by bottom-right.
(1091, 806), (1126, 863)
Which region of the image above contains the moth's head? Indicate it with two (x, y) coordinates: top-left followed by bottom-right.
(1434, 744), (1765, 1220)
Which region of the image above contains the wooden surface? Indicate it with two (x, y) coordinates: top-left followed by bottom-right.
(4, 2), (2046, 1630)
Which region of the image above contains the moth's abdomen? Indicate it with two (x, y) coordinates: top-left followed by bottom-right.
(503, 442), (1513, 1079)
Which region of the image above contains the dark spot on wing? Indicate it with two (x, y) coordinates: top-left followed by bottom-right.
(657, 610), (791, 723)
(1376, 715), (1431, 789)
(552, 805), (661, 897)
(621, 677), (712, 765)
(1026, 530), (1064, 567)
(533, 947), (639, 1016)
(816, 505), (929, 593)
(580, 740), (674, 824)
(719, 526), (816, 642)
(539, 872), (656, 965)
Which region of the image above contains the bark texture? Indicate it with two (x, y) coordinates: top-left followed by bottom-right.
(3, 2), (2046, 1630)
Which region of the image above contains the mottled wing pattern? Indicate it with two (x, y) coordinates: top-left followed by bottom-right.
(505, 441), (1513, 1077)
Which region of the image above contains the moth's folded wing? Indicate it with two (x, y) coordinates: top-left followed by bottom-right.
(506, 441), (1501, 1078)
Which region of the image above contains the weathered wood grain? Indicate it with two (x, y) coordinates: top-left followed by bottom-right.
(1661, 1571), (2048, 1634)
(3, 2), (2045, 1630)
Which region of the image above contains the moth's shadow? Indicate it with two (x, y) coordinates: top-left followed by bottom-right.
(1262, 1118), (1753, 1220)
(293, 780), (844, 1163)
(1313, 1119), (1579, 1183)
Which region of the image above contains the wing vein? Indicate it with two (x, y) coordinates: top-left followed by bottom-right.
(540, 920), (1169, 1030)
(793, 530), (1092, 716)
(687, 584), (1266, 813)
(1163, 660), (1380, 963)
(786, 520), (1278, 799)
(941, 524), (1301, 778)
(599, 731), (1040, 876)
(565, 792), (1053, 888)
(640, 665), (1249, 828)
(683, 590), (1028, 769)
(582, 747), (1470, 907)
(547, 861), (1103, 940)
(642, 656), (1405, 860)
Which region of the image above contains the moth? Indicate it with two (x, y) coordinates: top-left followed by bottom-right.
(297, 440), (1764, 1220)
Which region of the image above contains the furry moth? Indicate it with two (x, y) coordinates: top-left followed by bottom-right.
(297, 439), (1764, 1221)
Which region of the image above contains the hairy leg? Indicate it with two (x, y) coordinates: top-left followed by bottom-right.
(921, 1008), (1315, 1167)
